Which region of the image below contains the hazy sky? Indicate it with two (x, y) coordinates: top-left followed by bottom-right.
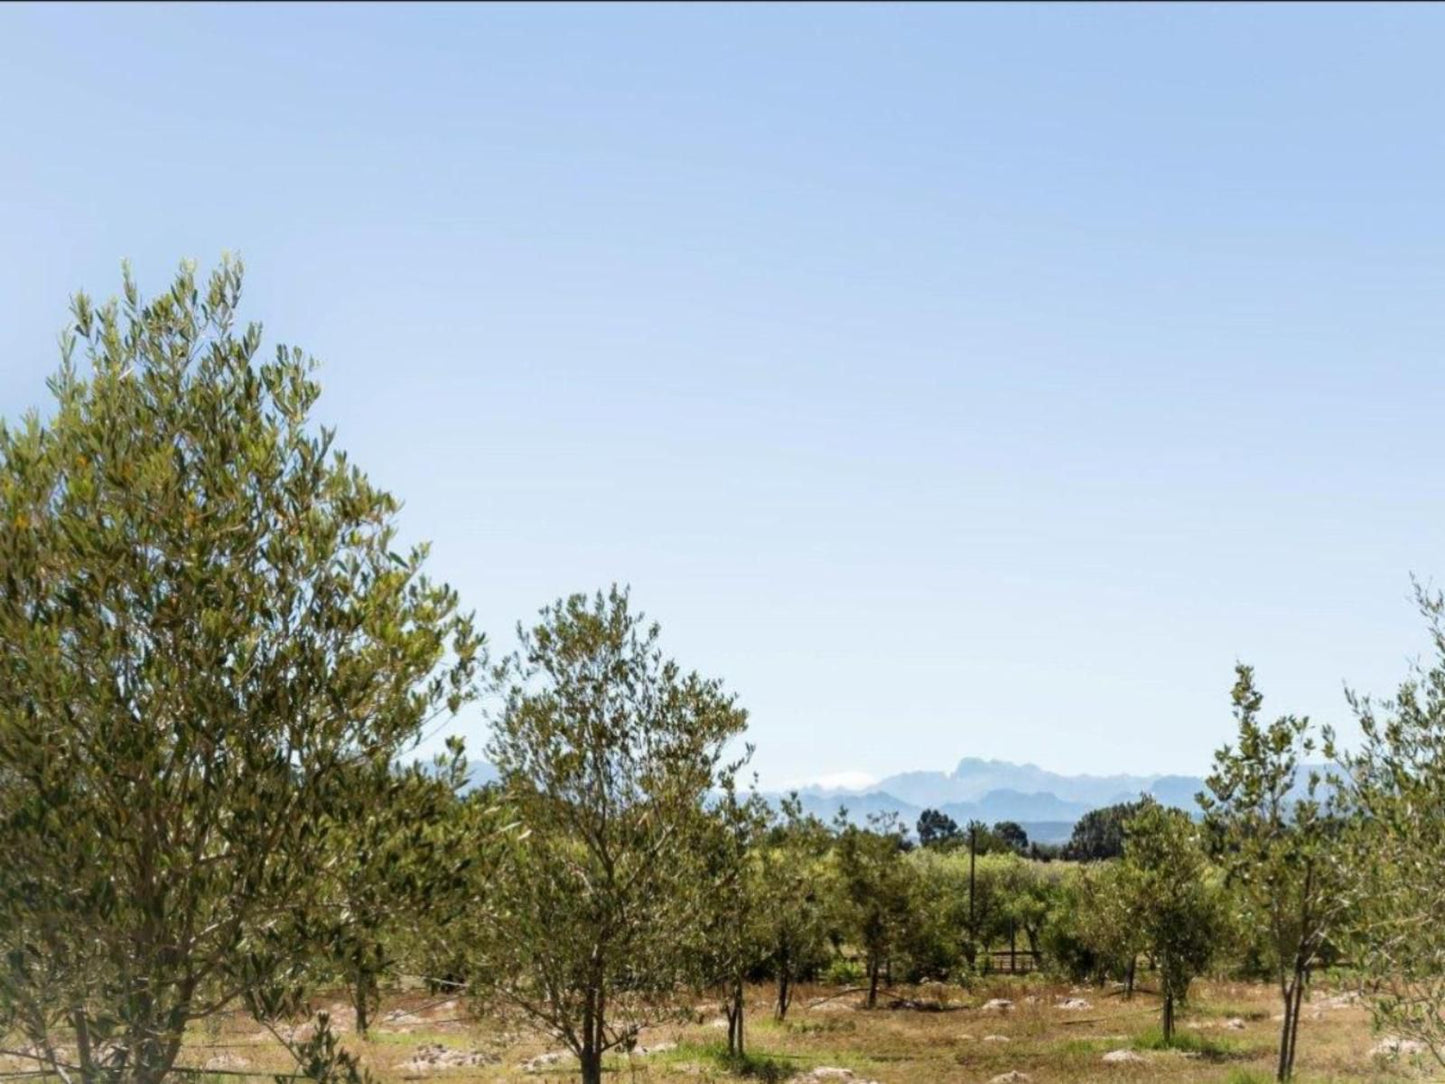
(3, 4), (1443, 789)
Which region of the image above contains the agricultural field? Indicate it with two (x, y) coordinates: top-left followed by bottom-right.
(90, 980), (1417, 1084)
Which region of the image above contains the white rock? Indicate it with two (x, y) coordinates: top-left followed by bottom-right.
(520, 1050), (574, 1073)
(981, 999), (1014, 1012)
(982, 1034), (1011, 1043)
(1224, 1018), (1246, 1030)
(1057, 998), (1092, 1011)
(1372, 1037), (1428, 1058)
(989, 1073), (1031, 1083)
(400, 1044), (500, 1073)
(1102, 1049), (1147, 1064)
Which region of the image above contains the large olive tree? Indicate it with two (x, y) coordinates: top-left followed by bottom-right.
(0, 261), (481, 1083)
(481, 587), (748, 1084)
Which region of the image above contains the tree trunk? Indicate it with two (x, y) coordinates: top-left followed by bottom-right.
(1162, 990), (1175, 1043)
(734, 981), (746, 1057)
(354, 966), (372, 1037)
(776, 971), (791, 1021)
(866, 959), (880, 1009)
(1285, 967), (1307, 1079)
(71, 1009), (93, 1078)
(580, 1047), (603, 1084)
(726, 978), (745, 1057)
(1125, 956), (1136, 1000)
(581, 989), (603, 1084)
(1276, 982), (1295, 1082)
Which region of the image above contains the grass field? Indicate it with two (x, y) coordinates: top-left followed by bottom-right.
(49, 976), (1426, 1084)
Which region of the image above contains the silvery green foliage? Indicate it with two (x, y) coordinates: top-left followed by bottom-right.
(0, 261), (481, 1084)
(1202, 665), (1350, 1081)
(481, 587), (747, 1084)
(1340, 584), (1445, 1068)
(1121, 803), (1225, 1041)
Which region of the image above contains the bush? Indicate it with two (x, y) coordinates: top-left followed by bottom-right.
(825, 957), (865, 985)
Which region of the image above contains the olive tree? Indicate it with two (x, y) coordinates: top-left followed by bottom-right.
(0, 261), (481, 1083)
(1202, 664), (1349, 1081)
(1339, 583), (1445, 1067)
(482, 587), (748, 1084)
(759, 796), (833, 1020)
(1122, 803), (1224, 1040)
(833, 811), (914, 1007)
(1043, 861), (1144, 988)
(698, 780), (770, 1057)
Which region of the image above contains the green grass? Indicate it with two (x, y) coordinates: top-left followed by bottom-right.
(653, 1040), (810, 1082)
(1054, 1037), (1110, 1056)
(705, 1042), (803, 1082)
(784, 1018), (857, 1036)
(1133, 1025), (1244, 1060)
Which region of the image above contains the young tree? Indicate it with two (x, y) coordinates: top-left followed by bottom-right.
(995, 856), (1057, 967)
(1045, 860), (1145, 990)
(1202, 664), (1348, 1081)
(698, 781), (770, 1058)
(760, 796), (834, 1020)
(1122, 804), (1224, 1040)
(0, 261), (481, 1084)
(481, 587), (748, 1084)
(1339, 583), (1445, 1067)
(833, 811), (915, 1007)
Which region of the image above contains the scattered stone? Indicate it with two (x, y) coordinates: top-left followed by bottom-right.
(981, 999), (1014, 1012)
(1102, 1049), (1148, 1064)
(631, 1041), (677, 1056)
(708, 1017), (730, 1029)
(399, 1044), (501, 1073)
(982, 1035), (1011, 1043)
(808, 999), (859, 1013)
(520, 1050), (574, 1073)
(1372, 1037), (1428, 1058)
(1057, 998), (1092, 1011)
(1320, 990), (1361, 1010)
(888, 996), (952, 1012)
(1224, 1018), (1247, 1030)
(796, 1070), (884, 1084)
(989, 1073), (1031, 1083)
(383, 1009), (426, 1027)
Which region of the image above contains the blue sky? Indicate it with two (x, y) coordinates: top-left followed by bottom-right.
(3, 4), (1443, 788)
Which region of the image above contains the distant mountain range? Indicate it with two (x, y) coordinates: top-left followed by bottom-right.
(461, 754), (1317, 848)
(779, 758), (1212, 845)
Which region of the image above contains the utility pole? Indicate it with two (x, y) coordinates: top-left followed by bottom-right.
(968, 822), (977, 925)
